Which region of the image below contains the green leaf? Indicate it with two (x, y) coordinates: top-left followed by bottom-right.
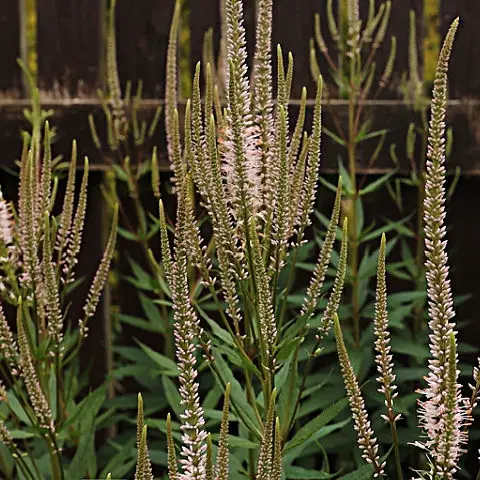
(338, 160), (354, 194)
(136, 341), (178, 375)
(162, 376), (183, 417)
(339, 463), (374, 479)
(66, 386), (106, 479)
(283, 466), (337, 479)
(127, 257), (157, 291)
(356, 128), (388, 143)
(391, 337), (429, 361)
(358, 172), (394, 196)
(6, 391), (31, 425)
(284, 398), (348, 452)
(117, 227), (139, 241)
(323, 127), (346, 146)
(360, 215), (412, 243)
(211, 348), (261, 438)
(139, 292), (165, 333)
(117, 313), (164, 333)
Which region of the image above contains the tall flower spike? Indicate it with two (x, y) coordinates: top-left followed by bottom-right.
(62, 158), (89, 286)
(39, 123), (52, 222)
(165, 0), (181, 167)
(256, 390), (277, 480)
(301, 177), (342, 321)
(374, 234), (403, 479)
(159, 200), (173, 286)
(205, 434), (214, 480)
(55, 140), (77, 261)
(17, 304), (53, 431)
(250, 218), (277, 369)
(417, 19), (469, 477)
(171, 182), (207, 480)
(43, 214), (63, 346)
(222, 0), (262, 218)
(251, 0), (274, 204)
(272, 417), (282, 480)
(134, 426), (153, 480)
(334, 315), (384, 476)
(215, 383), (231, 480)
(79, 204), (118, 339)
(317, 218), (348, 341)
(374, 234), (399, 418)
(167, 413), (178, 479)
(0, 301), (19, 371)
(0, 188), (14, 247)
(298, 76), (323, 234)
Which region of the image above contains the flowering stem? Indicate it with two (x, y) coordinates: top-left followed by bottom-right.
(389, 418), (403, 480)
(347, 94), (360, 346)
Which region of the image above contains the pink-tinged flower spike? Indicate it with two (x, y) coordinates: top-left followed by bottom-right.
(0, 188), (14, 247)
(251, 0), (274, 206)
(0, 419), (14, 448)
(43, 214), (63, 349)
(222, 0), (262, 218)
(374, 234), (402, 479)
(0, 301), (19, 372)
(170, 177), (207, 480)
(418, 18), (469, 477)
(17, 302), (53, 431)
(468, 358), (480, 413)
(334, 315), (385, 477)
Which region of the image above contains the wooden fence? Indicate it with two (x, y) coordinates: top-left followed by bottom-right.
(1, 1), (480, 171)
(2, 0), (480, 377)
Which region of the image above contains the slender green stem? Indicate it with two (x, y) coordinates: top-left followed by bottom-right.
(389, 419), (403, 480)
(286, 327), (317, 435)
(347, 91), (360, 346)
(46, 433), (64, 480)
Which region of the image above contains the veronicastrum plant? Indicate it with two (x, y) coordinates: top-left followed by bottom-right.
(307, 1), (472, 470)
(310, 0), (397, 348)
(123, 0), (352, 477)
(116, 13), (480, 480)
(335, 19), (480, 479)
(0, 117), (118, 479)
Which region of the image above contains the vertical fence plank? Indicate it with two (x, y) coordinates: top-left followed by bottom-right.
(441, 0), (480, 97)
(37, 0), (105, 96)
(0, 2), (21, 95)
(272, 0), (317, 98)
(115, 0), (175, 98)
